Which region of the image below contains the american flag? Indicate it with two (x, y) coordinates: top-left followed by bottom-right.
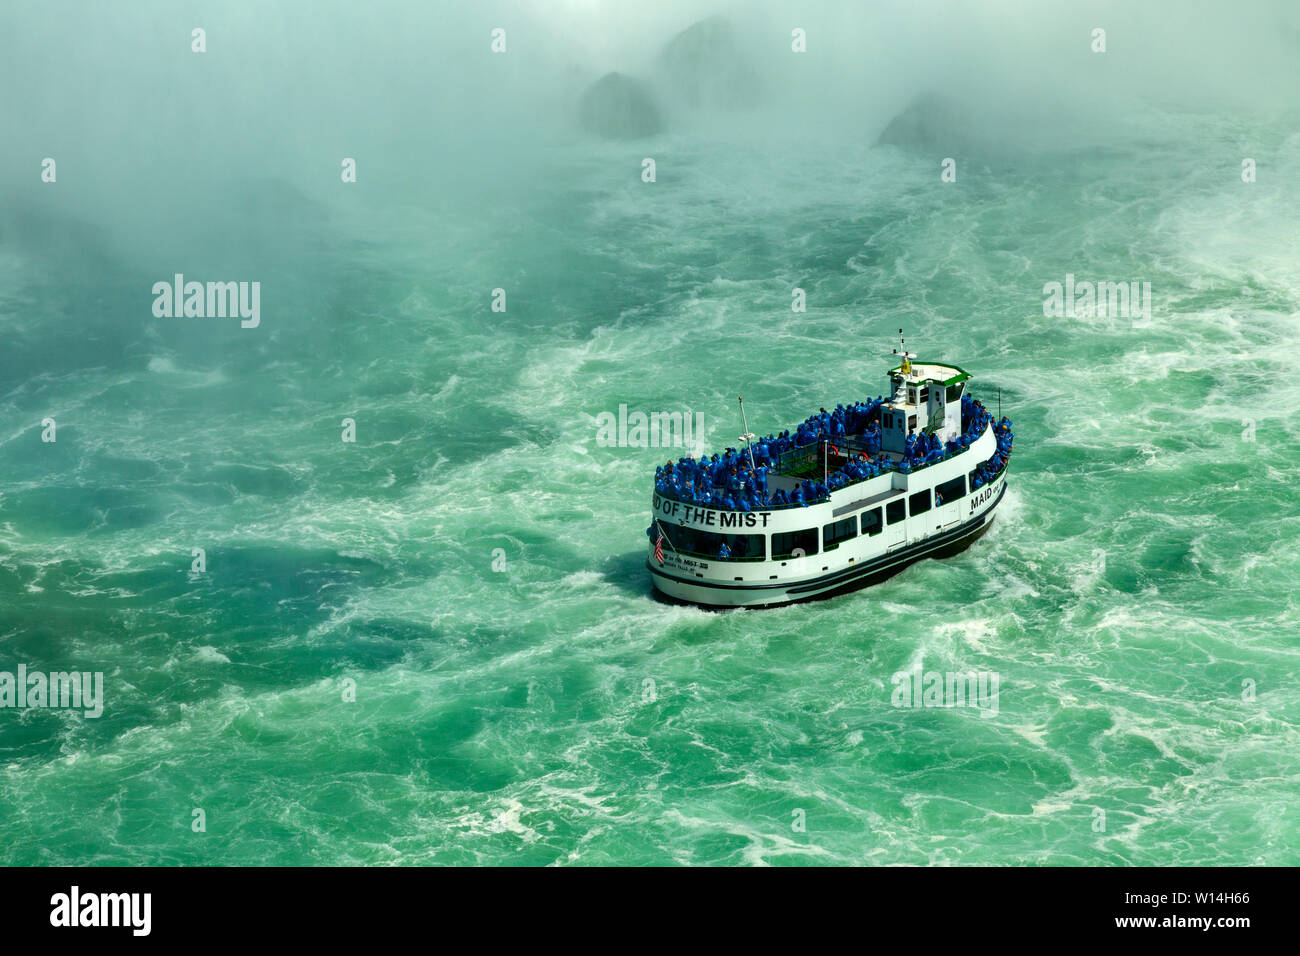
(653, 532), (664, 565)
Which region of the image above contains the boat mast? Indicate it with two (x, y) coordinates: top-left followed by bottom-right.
(738, 396), (758, 473)
(891, 328), (913, 404)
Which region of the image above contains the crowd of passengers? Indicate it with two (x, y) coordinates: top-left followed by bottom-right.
(972, 415), (1015, 491)
(653, 393), (1012, 512)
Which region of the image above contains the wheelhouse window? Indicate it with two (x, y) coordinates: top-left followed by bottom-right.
(771, 528), (819, 559)
(909, 489), (931, 516)
(658, 521), (765, 560)
(946, 383), (963, 403)
(861, 507), (883, 536)
(886, 499), (906, 525)
(823, 516), (857, 551)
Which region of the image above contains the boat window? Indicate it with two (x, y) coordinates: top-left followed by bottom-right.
(861, 507), (883, 536)
(909, 388), (918, 404)
(946, 384), (963, 403)
(822, 517), (858, 551)
(771, 528), (819, 559)
(909, 489), (932, 516)
(886, 499), (905, 525)
(935, 475), (966, 506)
(918, 387), (929, 404)
(907, 415), (917, 431)
(657, 521), (766, 560)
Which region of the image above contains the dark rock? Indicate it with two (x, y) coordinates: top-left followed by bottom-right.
(657, 15), (761, 110)
(578, 72), (663, 139)
(876, 92), (981, 152)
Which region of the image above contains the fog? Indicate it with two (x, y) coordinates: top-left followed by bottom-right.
(1, 0), (1297, 264)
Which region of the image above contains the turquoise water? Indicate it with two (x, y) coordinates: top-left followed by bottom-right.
(2, 2), (1299, 865)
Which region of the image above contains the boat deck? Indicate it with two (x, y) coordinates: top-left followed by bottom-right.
(653, 393), (1008, 515)
(770, 435), (901, 488)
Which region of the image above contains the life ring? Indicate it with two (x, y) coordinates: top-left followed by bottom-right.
(828, 445), (839, 457)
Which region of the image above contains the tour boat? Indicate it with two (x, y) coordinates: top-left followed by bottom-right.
(646, 349), (1013, 608)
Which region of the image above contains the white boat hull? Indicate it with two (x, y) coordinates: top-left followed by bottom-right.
(647, 421), (1008, 609)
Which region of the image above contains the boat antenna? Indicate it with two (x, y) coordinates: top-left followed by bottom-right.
(738, 396), (758, 474)
(891, 328), (913, 403)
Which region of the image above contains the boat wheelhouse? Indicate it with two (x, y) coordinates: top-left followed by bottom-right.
(646, 354), (1013, 608)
